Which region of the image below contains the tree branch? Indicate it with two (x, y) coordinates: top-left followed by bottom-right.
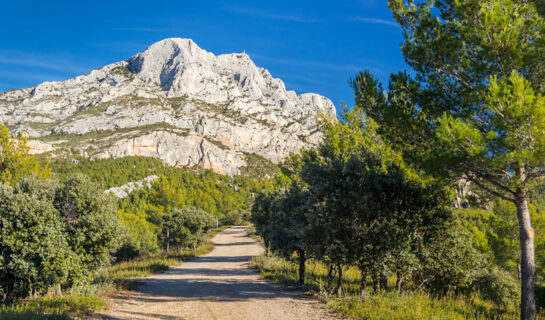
(463, 166), (516, 197)
(527, 168), (545, 181)
(467, 176), (515, 203)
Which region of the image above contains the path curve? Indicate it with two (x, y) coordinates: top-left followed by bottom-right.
(97, 226), (337, 320)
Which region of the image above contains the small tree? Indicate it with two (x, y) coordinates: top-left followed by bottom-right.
(55, 174), (124, 275)
(269, 183), (316, 286)
(163, 206), (214, 251)
(0, 176), (74, 302)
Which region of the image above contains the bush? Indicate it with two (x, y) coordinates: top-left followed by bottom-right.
(0, 177), (75, 302)
(116, 210), (160, 261)
(55, 174), (124, 275)
(471, 267), (520, 307)
(414, 224), (481, 294)
(0, 174), (125, 301)
(220, 210), (244, 226)
(163, 206), (214, 251)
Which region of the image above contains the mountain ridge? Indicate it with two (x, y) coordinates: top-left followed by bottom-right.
(0, 38), (336, 175)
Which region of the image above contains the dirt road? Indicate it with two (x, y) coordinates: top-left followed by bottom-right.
(97, 226), (336, 320)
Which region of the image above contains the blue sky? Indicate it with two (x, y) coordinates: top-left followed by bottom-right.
(0, 0), (406, 110)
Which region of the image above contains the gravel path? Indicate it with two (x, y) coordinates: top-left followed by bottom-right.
(96, 226), (337, 320)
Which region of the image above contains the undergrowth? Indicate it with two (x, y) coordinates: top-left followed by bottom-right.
(250, 255), (529, 320)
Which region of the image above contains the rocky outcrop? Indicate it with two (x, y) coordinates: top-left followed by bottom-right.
(105, 175), (159, 198)
(0, 38), (336, 175)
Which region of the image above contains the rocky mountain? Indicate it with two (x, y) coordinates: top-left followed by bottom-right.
(0, 38), (336, 175)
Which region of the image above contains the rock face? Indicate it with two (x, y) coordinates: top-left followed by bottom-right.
(0, 38), (336, 175)
(105, 175), (159, 198)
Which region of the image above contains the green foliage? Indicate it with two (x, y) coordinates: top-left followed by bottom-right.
(0, 176), (74, 302)
(163, 206), (215, 251)
(352, 2), (545, 317)
(55, 174), (124, 275)
(116, 210), (160, 260)
(458, 200), (545, 284)
(0, 174), (123, 302)
(471, 267), (520, 307)
(220, 209), (247, 226)
(48, 156), (273, 218)
(414, 222), (482, 294)
(252, 182), (315, 257)
(253, 106), (458, 294)
(48, 156), (167, 189)
(0, 126), (50, 184)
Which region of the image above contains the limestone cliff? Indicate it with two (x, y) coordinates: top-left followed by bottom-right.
(0, 38), (336, 175)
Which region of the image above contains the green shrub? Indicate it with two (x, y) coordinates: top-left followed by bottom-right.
(220, 210), (244, 225)
(471, 267), (520, 307)
(116, 210), (160, 260)
(163, 206), (215, 251)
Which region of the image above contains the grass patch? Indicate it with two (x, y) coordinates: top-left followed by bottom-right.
(250, 255), (525, 320)
(0, 294), (104, 320)
(206, 137), (230, 150)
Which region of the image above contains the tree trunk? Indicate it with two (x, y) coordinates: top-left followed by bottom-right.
(380, 273), (388, 292)
(327, 263), (334, 288)
(360, 266), (367, 295)
(396, 274), (403, 293)
(165, 227), (170, 253)
(298, 249), (306, 286)
(373, 270), (379, 293)
(518, 259), (522, 280)
(55, 283), (62, 296)
(335, 263), (343, 295)
(516, 192), (536, 320)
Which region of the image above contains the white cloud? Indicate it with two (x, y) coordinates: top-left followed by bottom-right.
(0, 51), (90, 74)
(351, 16), (399, 27)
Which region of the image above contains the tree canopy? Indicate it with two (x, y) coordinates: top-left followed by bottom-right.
(348, 1), (545, 318)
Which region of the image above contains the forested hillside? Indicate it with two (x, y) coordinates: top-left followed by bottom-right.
(42, 155), (282, 258)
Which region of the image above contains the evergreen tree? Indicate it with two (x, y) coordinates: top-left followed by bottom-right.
(351, 1), (545, 317)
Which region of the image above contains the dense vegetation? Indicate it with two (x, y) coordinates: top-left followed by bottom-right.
(0, 141), (123, 304)
(251, 255), (520, 319)
(252, 2), (545, 319)
(252, 102), (545, 319)
(46, 156), (278, 258)
(360, 1), (545, 318)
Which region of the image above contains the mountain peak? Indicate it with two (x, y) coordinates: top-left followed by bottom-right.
(128, 38), (213, 88)
(0, 38), (336, 175)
